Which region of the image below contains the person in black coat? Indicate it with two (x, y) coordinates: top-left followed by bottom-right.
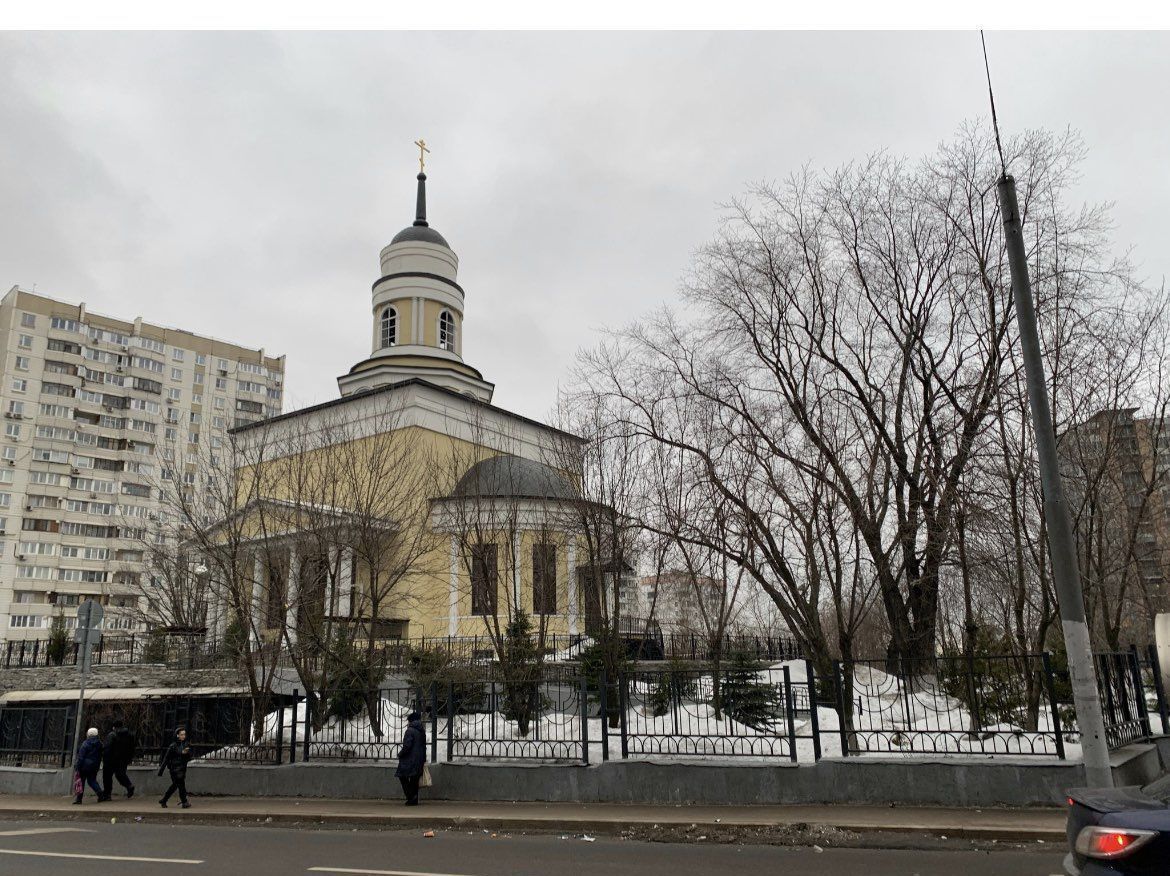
(394, 711), (426, 806)
(73, 728), (104, 804)
(157, 727), (192, 808)
(100, 720), (136, 801)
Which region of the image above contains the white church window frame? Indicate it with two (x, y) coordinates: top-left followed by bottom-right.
(381, 306), (398, 348)
(438, 309), (456, 353)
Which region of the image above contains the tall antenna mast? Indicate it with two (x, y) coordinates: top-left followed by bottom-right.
(982, 30), (1113, 789)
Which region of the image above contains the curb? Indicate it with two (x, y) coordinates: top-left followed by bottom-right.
(0, 806), (1068, 843)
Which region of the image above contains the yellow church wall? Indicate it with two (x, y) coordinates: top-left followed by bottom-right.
(231, 422), (583, 642)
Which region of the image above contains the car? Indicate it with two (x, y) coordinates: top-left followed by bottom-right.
(1065, 785), (1170, 874)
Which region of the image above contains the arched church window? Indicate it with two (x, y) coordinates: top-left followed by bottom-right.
(381, 306), (397, 348)
(439, 310), (456, 352)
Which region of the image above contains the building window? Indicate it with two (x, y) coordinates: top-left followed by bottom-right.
(471, 543), (498, 616)
(439, 310), (456, 352)
(7, 401), (23, 416)
(172, 348), (185, 361)
(381, 306), (398, 348)
(20, 313), (35, 328)
(533, 543), (557, 615)
(14, 356), (29, 371)
(5, 424), (20, 439)
(18, 334), (33, 349)
(171, 367), (183, 381)
(10, 379), (27, 393)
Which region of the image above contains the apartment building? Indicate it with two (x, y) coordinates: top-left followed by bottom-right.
(1060, 407), (1170, 643)
(0, 287), (285, 642)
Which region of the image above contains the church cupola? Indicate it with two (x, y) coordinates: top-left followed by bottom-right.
(338, 141), (494, 402)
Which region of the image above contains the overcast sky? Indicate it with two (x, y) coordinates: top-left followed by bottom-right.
(1, 31), (1167, 421)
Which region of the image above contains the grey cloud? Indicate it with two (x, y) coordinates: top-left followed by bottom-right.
(1, 31), (1166, 418)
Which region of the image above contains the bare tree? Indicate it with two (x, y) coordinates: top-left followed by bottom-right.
(574, 125), (1133, 667)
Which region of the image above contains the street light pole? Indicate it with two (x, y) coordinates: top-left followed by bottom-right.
(998, 174), (1113, 788)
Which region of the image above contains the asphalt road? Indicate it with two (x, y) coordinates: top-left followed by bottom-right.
(0, 819), (1067, 876)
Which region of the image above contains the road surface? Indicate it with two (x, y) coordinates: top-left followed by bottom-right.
(0, 818), (1067, 875)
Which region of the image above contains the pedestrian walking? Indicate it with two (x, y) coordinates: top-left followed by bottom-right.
(72, 728), (104, 805)
(157, 727), (192, 809)
(100, 719), (136, 801)
(394, 710), (426, 806)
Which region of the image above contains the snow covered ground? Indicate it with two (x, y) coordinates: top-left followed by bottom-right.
(198, 657), (1107, 765)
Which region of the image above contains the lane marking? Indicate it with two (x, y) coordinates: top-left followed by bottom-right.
(308, 869), (476, 876)
(0, 828), (95, 837)
(0, 849), (203, 864)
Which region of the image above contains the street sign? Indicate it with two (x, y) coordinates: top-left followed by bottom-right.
(73, 599), (104, 645)
(68, 598), (105, 791)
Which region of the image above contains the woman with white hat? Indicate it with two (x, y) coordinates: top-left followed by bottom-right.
(72, 728), (104, 804)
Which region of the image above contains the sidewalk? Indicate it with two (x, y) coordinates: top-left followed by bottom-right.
(0, 794), (1068, 841)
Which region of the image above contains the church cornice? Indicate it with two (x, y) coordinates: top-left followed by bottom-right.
(372, 271), (464, 298)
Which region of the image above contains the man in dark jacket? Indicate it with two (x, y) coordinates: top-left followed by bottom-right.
(100, 720), (136, 801)
(157, 727), (192, 808)
(73, 728), (104, 804)
(395, 711), (426, 806)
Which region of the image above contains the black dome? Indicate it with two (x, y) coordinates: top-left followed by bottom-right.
(390, 224), (450, 247)
(451, 455), (577, 500)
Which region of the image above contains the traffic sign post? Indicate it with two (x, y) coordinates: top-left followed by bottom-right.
(68, 599), (104, 784)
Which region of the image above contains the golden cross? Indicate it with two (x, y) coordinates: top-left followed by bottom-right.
(414, 138), (430, 173)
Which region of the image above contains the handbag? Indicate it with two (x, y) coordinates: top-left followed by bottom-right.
(418, 763), (432, 788)
(71, 771), (83, 797)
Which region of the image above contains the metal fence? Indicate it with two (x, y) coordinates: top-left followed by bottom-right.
(1, 631), (806, 671)
(1093, 650), (1152, 750)
(294, 676), (592, 764)
(4, 647), (1166, 769)
(619, 666), (797, 760)
(0, 694), (289, 769)
(835, 653), (1067, 758)
(0, 706), (72, 768)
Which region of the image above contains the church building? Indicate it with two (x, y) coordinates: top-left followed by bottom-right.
(202, 154), (593, 651)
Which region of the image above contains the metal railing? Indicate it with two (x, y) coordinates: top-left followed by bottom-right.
(4, 647), (1164, 768)
(834, 653), (1067, 758)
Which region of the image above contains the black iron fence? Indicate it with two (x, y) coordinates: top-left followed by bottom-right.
(0, 693), (290, 769)
(834, 653), (1067, 758)
(1093, 650), (1152, 750)
(1, 630), (805, 672)
(4, 647), (1166, 769)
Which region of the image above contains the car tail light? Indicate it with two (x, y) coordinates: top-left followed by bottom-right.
(1074, 826), (1157, 859)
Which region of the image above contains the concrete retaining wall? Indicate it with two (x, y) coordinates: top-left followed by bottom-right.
(2, 745), (1160, 807)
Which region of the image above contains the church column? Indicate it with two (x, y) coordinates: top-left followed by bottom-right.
(285, 543), (301, 645)
(338, 548), (354, 619)
(250, 551), (265, 646)
(211, 574), (229, 641)
(567, 540), (578, 637)
(511, 530), (522, 610)
(448, 534), (459, 636)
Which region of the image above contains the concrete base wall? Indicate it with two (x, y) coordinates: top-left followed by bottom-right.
(3, 748), (1158, 807)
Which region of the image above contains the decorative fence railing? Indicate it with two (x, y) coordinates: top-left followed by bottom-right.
(1, 631), (806, 672)
(835, 653), (1067, 758)
(1093, 650), (1152, 749)
(0, 693), (288, 768)
(618, 666), (798, 760)
(3, 647), (1166, 768)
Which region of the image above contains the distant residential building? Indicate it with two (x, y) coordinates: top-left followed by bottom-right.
(637, 569), (730, 635)
(1059, 407), (1170, 643)
(0, 287), (285, 641)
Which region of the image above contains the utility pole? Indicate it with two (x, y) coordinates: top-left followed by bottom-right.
(998, 175), (1113, 788)
(68, 598), (104, 785)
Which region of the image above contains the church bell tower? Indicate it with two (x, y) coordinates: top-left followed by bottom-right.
(338, 141), (494, 402)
